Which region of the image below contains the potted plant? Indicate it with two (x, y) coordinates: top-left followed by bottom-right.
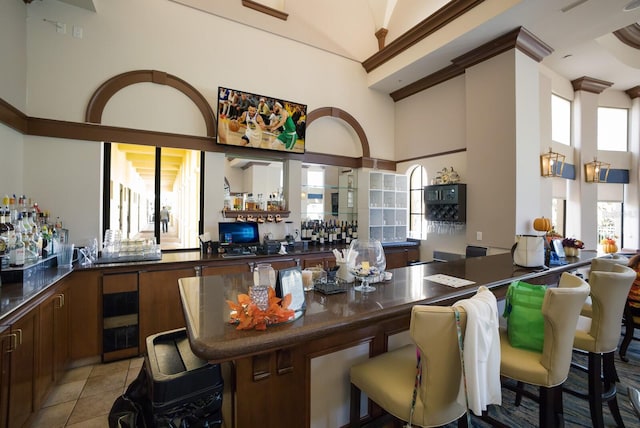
(562, 237), (584, 257)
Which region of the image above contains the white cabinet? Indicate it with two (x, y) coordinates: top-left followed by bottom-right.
(363, 171), (408, 243)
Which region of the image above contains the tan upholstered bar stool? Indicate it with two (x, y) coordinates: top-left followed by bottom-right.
(563, 263), (635, 428)
(349, 305), (469, 427)
(495, 273), (590, 428)
(581, 256), (629, 317)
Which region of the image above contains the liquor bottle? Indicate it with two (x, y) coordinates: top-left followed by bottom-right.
(0, 207), (8, 256)
(341, 221), (346, 243)
(352, 220), (358, 239)
(10, 232), (25, 267)
(310, 223), (318, 245)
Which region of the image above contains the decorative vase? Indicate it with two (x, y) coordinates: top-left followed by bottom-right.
(564, 247), (579, 257)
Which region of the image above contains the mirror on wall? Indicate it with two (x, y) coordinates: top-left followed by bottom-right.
(224, 155), (284, 210)
(301, 164), (357, 222)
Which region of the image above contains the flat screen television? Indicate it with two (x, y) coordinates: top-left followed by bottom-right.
(218, 221), (260, 246)
(217, 86), (306, 154)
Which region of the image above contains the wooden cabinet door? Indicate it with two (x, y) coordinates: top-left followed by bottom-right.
(35, 280), (69, 409)
(8, 309), (37, 428)
(384, 248), (408, 269)
(0, 326), (11, 428)
(201, 263), (251, 276)
(67, 270), (101, 361)
(139, 268), (197, 354)
(53, 281), (70, 381)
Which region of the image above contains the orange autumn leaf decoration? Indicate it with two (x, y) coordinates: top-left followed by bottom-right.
(227, 287), (295, 331)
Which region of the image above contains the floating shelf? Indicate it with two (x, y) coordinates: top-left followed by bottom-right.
(221, 210), (290, 219)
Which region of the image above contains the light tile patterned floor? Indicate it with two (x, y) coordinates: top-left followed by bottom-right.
(29, 357), (144, 428)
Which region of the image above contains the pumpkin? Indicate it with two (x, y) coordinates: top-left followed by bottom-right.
(600, 238), (618, 254)
(533, 217), (552, 232)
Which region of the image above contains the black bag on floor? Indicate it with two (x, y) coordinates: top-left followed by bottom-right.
(108, 364), (153, 428)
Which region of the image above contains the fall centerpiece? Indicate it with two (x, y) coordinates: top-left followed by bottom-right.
(562, 237), (584, 257)
(600, 237), (618, 254)
(227, 287), (295, 330)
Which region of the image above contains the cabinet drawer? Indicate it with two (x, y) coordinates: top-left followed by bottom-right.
(103, 273), (138, 294)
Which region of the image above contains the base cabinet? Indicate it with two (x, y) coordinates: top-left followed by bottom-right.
(7, 308), (37, 428)
(36, 281), (69, 408)
(139, 268), (197, 354)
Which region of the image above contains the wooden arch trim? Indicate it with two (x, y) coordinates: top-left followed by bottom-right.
(85, 70), (217, 138)
(306, 107), (370, 158)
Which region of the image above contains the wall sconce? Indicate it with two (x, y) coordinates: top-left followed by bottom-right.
(584, 158), (610, 183)
(540, 148), (565, 177)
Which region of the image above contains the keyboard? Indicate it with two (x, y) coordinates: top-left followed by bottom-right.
(221, 252), (256, 258)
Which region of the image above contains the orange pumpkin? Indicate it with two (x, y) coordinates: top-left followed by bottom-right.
(600, 238), (618, 254)
(533, 217), (552, 232)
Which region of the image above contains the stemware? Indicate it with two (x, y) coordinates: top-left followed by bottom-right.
(346, 239), (386, 293)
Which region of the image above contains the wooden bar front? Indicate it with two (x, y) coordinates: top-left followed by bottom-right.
(179, 252), (596, 427)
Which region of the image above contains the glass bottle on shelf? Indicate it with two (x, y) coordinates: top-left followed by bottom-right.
(10, 232), (25, 267)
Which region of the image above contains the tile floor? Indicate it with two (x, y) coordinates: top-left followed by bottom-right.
(29, 357), (144, 428)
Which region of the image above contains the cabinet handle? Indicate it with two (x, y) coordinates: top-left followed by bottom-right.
(6, 329), (22, 352)
(5, 334), (16, 353)
(56, 294), (65, 309)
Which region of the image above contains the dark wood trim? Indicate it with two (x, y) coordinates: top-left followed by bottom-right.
(626, 86), (640, 99)
(390, 64), (464, 101)
(452, 27), (553, 69)
(362, 0), (485, 73)
(0, 97), (28, 134)
(85, 69), (217, 138)
(571, 76), (613, 94)
(391, 27), (553, 102)
(375, 28), (388, 51)
(307, 106), (370, 158)
(28, 116), (217, 151)
(613, 23), (640, 50)
(396, 148), (467, 164)
(302, 152), (362, 169)
(241, 0), (288, 21)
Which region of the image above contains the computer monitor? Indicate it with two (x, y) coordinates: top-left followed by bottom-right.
(218, 221), (260, 246)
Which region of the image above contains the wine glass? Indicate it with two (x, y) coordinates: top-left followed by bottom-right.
(346, 239), (386, 293)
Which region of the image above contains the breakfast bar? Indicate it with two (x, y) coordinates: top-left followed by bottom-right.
(179, 251), (597, 428)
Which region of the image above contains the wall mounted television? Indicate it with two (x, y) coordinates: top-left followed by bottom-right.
(217, 86), (306, 154)
(218, 221), (260, 246)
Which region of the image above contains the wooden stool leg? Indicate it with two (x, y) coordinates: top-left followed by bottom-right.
(350, 383), (362, 428)
(588, 353), (605, 428)
(603, 352), (626, 428)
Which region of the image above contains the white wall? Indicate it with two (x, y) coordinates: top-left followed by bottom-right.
(0, 0), (27, 111)
(7, 0), (397, 245)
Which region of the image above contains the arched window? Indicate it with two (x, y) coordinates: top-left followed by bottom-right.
(408, 165), (427, 239)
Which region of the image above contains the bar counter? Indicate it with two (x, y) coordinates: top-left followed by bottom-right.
(178, 251), (597, 428)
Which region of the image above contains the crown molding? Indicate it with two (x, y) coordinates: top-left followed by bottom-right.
(391, 27), (553, 102)
(362, 0), (484, 73)
(626, 86), (640, 99)
(241, 0), (288, 21)
(613, 23), (640, 49)
(571, 76), (614, 94)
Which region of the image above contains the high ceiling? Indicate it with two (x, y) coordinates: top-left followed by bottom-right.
(57, 0), (640, 92)
(166, 0), (640, 93)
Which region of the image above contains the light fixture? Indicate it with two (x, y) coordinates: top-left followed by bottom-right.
(540, 147), (565, 177)
(584, 158), (610, 183)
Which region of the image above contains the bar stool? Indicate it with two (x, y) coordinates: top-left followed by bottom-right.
(349, 304), (472, 427)
(564, 263), (635, 428)
(493, 273), (590, 428)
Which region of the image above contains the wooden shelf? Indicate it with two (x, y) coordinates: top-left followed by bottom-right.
(222, 210), (290, 219)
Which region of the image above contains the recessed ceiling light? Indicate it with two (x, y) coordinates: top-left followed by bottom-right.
(624, 0), (640, 11)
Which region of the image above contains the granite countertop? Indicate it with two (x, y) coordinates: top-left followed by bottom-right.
(180, 251), (597, 362)
(0, 265), (73, 321)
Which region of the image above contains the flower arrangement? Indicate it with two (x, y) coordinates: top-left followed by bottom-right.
(227, 287), (295, 330)
(562, 238), (584, 249)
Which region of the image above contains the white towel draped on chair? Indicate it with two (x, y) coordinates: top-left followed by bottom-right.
(453, 285), (502, 415)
